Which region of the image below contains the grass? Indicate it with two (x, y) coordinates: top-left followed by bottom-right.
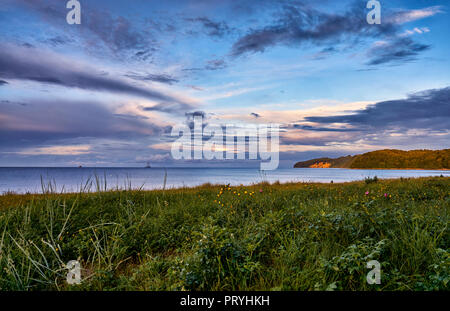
(0, 176), (448, 291)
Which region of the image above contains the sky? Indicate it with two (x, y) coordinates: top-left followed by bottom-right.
(0, 0), (449, 168)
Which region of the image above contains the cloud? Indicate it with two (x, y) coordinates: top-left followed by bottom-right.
(125, 73), (179, 85)
(84, 12), (153, 57)
(205, 59), (227, 70)
(0, 98), (163, 150)
(230, 4), (396, 57)
(142, 102), (194, 114)
(0, 80), (8, 86)
(186, 17), (232, 37)
(0, 44), (193, 111)
(250, 112), (260, 118)
(366, 38), (430, 66)
(291, 124), (360, 132)
(303, 87), (450, 132)
(280, 129), (360, 146)
(17, 145), (91, 156)
(388, 6), (443, 24)
(402, 27), (430, 37)
(182, 58), (228, 72)
(184, 111), (208, 130)
(185, 111), (207, 118)
(43, 35), (73, 47)
(8, 0), (155, 59)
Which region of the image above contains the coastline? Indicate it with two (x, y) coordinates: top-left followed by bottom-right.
(297, 167), (450, 171)
(1, 175), (448, 198)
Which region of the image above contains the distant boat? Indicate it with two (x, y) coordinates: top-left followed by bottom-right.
(78, 165), (82, 168)
(145, 161), (151, 168)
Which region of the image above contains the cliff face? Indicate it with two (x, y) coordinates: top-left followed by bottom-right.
(294, 149), (450, 169)
(309, 162), (331, 168)
(293, 155), (355, 168)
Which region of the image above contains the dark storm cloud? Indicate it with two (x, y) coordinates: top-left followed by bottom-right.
(229, 2), (434, 66)
(125, 73), (179, 85)
(0, 99), (163, 150)
(231, 4), (397, 57)
(304, 87), (450, 131)
(366, 38), (431, 66)
(0, 44), (193, 111)
(0, 80), (8, 86)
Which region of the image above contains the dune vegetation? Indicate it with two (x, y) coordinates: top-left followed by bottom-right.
(0, 176), (448, 291)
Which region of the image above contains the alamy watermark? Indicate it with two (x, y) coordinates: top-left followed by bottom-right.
(366, 0), (381, 24)
(66, 260), (81, 285)
(170, 116), (280, 170)
(366, 260), (381, 284)
(66, 0), (81, 25)
(66, 1), (380, 26)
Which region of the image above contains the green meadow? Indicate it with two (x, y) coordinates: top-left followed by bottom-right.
(0, 176), (448, 291)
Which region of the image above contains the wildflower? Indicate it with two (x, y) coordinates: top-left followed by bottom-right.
(384, 193), (388, 197)
(365, 191), (369, 195)
(259, 189), (263, 193)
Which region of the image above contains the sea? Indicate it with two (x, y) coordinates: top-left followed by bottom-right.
(0, 167), (448, 194)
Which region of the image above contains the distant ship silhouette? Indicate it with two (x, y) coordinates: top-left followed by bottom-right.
(145, 161), (151, 168)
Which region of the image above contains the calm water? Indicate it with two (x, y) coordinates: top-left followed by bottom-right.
(0, 167), (448, 194)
